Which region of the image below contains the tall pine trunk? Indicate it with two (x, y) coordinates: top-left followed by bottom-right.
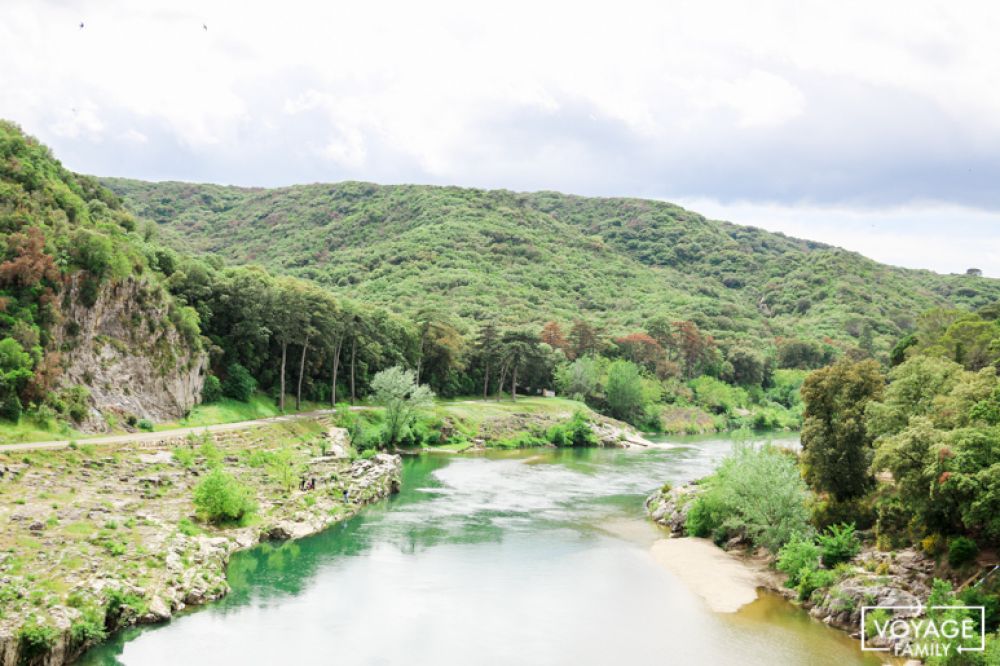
(482, 361), (490, 401)
(510, 365), (517, 402)
(495, 363), (508, 402)
(279, 342), (287, 412)
(330, 338), (342, 407)
(296, 336), (309, 411)
(350, 336), (357, 404)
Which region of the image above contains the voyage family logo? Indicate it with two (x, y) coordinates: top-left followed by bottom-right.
(861, 602), (986, 659)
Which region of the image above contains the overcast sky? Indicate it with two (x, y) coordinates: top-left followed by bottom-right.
(3, 1), (1000, 276)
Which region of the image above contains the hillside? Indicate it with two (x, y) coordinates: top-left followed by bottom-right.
(104, 178), (1000, 355)
(0, 121), (206, 432)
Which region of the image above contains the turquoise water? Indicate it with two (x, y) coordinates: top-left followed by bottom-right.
(81, 434), (881, 665)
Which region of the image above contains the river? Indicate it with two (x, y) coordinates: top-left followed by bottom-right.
(81, 433), (882, 665)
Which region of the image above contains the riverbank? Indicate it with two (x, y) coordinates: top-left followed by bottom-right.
(650, 537), (769, 612)
(0, 419), (401, 666)
(644, 484), (985, 659)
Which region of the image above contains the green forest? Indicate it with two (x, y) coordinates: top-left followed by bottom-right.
(5, 120), (1000, 444)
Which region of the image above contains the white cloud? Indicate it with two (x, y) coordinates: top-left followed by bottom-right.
(677, 197), (1000, 277)
(2, 0), (1000, 271)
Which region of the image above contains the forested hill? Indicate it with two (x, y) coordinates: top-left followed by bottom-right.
(104, 178), (1000, 356)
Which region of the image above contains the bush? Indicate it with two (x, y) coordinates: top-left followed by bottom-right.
(948, 536), (979, 568)
(201, 375), (222, 403)
(0, 390), (22, 422)
(192, 470), (257, 524)
(136, 418), (154, 431)
(777, 535), (821, 587)
(685, 491), (725, 538)
(221, 363), (256, 402)
(959, 586), (1000, 633)
(684, 444), (811, 552)
(547, 410), (598, 447)
(69, 605), (107, 645)
(817, 523), (861, 567)
(18, 617), (59, 658)
(797, 568), (837, 601)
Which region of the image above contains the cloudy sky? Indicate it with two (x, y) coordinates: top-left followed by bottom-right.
(3, 1), (1000, 275)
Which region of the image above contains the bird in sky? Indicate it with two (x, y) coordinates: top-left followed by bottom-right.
(79, 22), (84, 29)
(203, 23), (208, 31)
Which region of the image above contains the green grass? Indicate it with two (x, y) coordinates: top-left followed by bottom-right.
(155, 393), (329, 431)
(431, 396), (587, 425)
(0, 419), (86, 446)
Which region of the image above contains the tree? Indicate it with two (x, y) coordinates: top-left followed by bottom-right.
(221, 363), (256, 402)
(370, 366), (434, 448)
(725, 345), (767, 387)
(0, 337), (33, 421)
(800, 359), (885, 501)
(414, 307), (465, 396)
(605, 360), (646, 423)
(498, 329), (542, 401)
(669, 320), (716, 379)
(777, 339), (831, 370)
(568, 320), (603, 360)
(540, 321), (568, 351)
(614, 332), (663, 375)
(555, 355), (604, 402)
(472, 321), (502, 400)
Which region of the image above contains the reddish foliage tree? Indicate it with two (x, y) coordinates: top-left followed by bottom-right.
(615, 332), (662, 371)
(540, 320), (568, 351)
(0, 227), (59, 287)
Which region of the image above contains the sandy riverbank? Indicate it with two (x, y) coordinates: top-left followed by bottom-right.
(650, 537), (767, 613)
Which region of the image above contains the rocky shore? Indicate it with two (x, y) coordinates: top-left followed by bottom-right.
(645, 485), (942, 657)
(0, 420), (401, 666)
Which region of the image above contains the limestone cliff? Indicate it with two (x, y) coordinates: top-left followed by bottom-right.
(49, 275), (207, 431)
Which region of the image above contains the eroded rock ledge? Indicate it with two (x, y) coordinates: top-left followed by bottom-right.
(0, 421), (400, 666)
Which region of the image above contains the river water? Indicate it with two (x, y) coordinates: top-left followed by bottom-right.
(81, 434), (881, 665)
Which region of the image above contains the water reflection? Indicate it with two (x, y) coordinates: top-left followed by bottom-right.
(82, 433), (881, 666)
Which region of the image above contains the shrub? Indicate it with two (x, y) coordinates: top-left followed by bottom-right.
(192, 470), (257, 524)
(817, 523), (861, 567)
(546, 410), (598, 447)
(69, 604), (107, 644)
(948, 536), (978, 568)
(0, 390), (22, 422)
(797, 568), (837, 601)
(201, 375), (222, 403)
(18, 617), (59, 658)
(684, 444), (811, 552)
(221, 363), (256, 402)
(136, 418), (154, 431)
(921, 533), (946, 557)
(172, 446), (195, 468)
(685, 491), (725, 538)
(959, 586), (1000, 633)
(777, 535), (821, 587)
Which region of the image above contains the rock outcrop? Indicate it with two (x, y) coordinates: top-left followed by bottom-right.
(50, 275), (208, 431)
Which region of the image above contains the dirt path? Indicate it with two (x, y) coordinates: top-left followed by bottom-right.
(0, 408), (361, 453)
